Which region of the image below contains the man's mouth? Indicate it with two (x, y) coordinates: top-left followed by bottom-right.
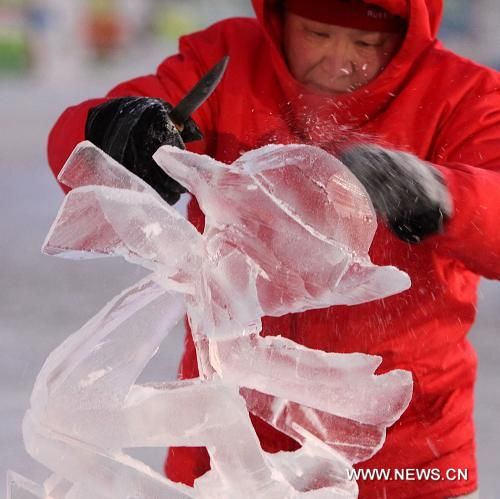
(303, 80), (348, 95)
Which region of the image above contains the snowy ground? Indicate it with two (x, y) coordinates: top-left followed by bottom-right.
(0, 45), (499, 498)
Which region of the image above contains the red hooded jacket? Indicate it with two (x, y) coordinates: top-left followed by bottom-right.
(48, 1), (500, 497)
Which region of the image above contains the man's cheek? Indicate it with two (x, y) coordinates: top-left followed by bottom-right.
(358, 58), (379, 80)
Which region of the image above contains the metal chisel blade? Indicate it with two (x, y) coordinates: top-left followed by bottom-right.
(169, 56), (230, 127)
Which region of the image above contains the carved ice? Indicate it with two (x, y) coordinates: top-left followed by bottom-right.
(8, 141), (413, 498)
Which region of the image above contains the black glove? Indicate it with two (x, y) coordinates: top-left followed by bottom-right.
(339, 144), (453, 243)
(85, 97), (202, 205)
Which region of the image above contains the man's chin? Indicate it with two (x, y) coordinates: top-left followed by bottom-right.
(303, 81), (349, 96)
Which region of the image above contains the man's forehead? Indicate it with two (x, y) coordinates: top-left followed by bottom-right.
(290, 14), (391, 37)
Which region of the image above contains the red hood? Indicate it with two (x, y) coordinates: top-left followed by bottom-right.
(250, 0), (444, 129)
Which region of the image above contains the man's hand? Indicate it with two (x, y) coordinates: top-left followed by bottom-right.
(85, 97), (202, 205)
(339, 144), (453, 243)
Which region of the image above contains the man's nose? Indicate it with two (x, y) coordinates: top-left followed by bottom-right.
(321, 40), (354, 77)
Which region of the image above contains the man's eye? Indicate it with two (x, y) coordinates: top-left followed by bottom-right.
(308, 30), (329, 38)
(356, 40), (381, 48)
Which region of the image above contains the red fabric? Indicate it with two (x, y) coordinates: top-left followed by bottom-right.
(285, 0), (406, 33)
(47, 0), (500, 496)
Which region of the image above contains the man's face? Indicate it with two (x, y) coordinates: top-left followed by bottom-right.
(283, 12), (403, 95)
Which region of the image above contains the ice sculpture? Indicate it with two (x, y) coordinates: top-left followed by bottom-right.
(9, 141), (413, 498)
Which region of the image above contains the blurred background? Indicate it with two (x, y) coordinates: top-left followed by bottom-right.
(0, 1), (499, 497)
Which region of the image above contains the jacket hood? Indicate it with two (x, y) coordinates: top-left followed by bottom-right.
(250, 0), (444, 131)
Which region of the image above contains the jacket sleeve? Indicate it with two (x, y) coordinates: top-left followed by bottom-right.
(430, 88), (500, 280)
(47, 32), (221, 193)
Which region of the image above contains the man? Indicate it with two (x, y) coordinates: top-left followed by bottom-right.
(48, 1), (500, 497)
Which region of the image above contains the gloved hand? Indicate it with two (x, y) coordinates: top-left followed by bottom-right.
(339, 144), (453, 243)
(85, 96), (202, 205)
